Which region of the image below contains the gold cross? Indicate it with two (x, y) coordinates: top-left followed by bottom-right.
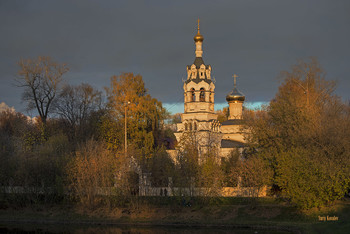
(197, 18), (200, 31)
(233, 74), (238, 88)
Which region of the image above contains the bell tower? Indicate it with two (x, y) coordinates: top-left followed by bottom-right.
(167, 21), (248, 164)
(182, 19), (217, 122)
(174, 20), (220, 146)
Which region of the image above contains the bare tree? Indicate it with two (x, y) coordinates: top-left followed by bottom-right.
(17, 56), (68, 124)
(54, 83), (102, 128)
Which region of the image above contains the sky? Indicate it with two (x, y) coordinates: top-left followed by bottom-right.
(1, 0), (349, 115)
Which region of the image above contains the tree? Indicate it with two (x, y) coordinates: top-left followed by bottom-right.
(148, 147), (174, 187)
(170, 113), (182, 124)
(244, 58), (350, 208)
(233, 155), (273, 197)
(17, 56), (68, 124)
(54, 83), (103, 141)
(0, 109), (29, 186)
(275, 147), (349, 208)
(176, 132), (200, 180)
(55, 83), (102, 127)
(198, 155), (224, 197)
(173, 131), (224, 197)
(104, 73), (168, 156)
(15, 132), (70, 190)
(67, 140), (117, 208)
(216, 107), (228, 123)
(221, 150), (240, 187)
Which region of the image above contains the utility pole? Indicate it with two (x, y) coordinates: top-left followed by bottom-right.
(125, 101), (130, 158)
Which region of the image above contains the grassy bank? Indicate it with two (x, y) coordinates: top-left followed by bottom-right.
(0, 196), (349, 233)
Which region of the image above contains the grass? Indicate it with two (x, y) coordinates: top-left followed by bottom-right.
(0, 195), (349, 233)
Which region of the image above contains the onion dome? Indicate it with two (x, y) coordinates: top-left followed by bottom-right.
(226, 74), (245, 102)
(194, 31), (204, 42)
(226, 87), (245, 102)
(194, 19), (204, 42)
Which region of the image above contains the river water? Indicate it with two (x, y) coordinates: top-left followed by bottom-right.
(0, 223), (293, 234)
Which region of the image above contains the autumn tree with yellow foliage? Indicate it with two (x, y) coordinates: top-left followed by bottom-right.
(244, 58), (350, 208)
(102, 73), (168, 157)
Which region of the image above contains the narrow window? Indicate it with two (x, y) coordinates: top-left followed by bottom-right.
(190, 88), (195, 102)
(194, 122), (197, 131)
(185, 123), (188, 131)
(189, 123), (192, 131)
(200, 88), (205, 102)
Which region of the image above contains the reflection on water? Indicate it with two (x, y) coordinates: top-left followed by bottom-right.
(0, 224), (292, 234)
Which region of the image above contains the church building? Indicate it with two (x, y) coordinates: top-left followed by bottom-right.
(168, 21), (246, 162)
(138, 22), (269, 197)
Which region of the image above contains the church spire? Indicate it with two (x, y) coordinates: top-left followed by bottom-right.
(194, 19), (204, 42)
(194, 19), (204, 57)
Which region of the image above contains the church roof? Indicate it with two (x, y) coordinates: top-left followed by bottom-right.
(221, 139), (245, 148)
(194, 57), (205, 68)
(186, 57), (210, 69)
(221, 119), (244, 126)
(185, 57), (212, 84)
(185, 76), (212, 84)
(226, 87), (245, 102)
(226, 74), (245, 102)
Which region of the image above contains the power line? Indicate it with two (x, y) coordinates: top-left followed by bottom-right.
(164, 95), (184, 113)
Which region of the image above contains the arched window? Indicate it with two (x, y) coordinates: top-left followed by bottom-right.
(185, 123), (188, 131)
(190, 88), (195, 102)
(189, 123), (193, 131)
(200, 88), (205, 102)
(209, 90), (212, 102)
(194, 122), (197, 131)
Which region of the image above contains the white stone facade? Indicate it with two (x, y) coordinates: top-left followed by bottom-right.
(169, 23), (246, 163)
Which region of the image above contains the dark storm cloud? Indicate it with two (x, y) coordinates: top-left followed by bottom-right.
(0, 0), (349, 114)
